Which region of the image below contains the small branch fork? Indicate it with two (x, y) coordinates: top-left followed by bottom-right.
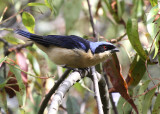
(86, 0), (109, 114)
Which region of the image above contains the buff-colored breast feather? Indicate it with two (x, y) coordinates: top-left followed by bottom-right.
(36, 43), (110, 68)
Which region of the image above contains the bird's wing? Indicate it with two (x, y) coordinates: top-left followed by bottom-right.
(43, 35), (90, 51)
(15, 29), (90, 52)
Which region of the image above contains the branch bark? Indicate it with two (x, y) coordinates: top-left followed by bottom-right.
(86, 0), (108, 113)
(91, 67), (104, 114)
(98, 75), (109, 114)
(48, 71), (83, 114)
(38, 69), (71, 114)
(86, 0), (97, 40)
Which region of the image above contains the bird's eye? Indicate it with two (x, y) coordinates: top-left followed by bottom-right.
(103, 46), (107, 50)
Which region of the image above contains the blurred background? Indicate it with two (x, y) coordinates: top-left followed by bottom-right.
(0, 0), (160, 114)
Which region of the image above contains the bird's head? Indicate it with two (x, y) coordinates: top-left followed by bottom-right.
(89, 41), (119, 54)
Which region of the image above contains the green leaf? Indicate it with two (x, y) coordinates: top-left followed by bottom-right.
(158, 54), (160, 65)
(136, 80), (150, 113)
(33, 94), (42, 113)
(152, 93), (160, 114)
(27, 53), (40, 76)
(27, 2), (46, 6)
(147, 5), (160, 58)
(4, 35), (25, 45)
(73, 82), (84, 93)
(66, 95), (80, 114)
(103, 0), (113, 14)
(127, 54), (146, 89)
(151, 13), (160, 59)
(0, 77), (11, 89)
(9, 65), (26, 106)
(63, 0), (82, 33)
(117, 96), (132, 114)
(127, 18), (148, 61)
(19, 108), (25, 114)
(22, 12), (35, 33)
(51, 0), (64, 16)
(153, 37), (159, 58)
(116, 0), (124, 20)
(132, 0), (144, 18)
(149, 0), (158, 6)
(142, 88), (156, 114)
(147, 5), (159, 39)
(0, 89), (8, 113)
(44, 0), (55, 12)
(0, 56), (7, 65)
(0, 77), (5, 88)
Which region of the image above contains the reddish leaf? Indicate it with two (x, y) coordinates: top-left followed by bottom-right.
(5, 71), (20, 98)
(16, 51), (28, 85)
(103, 54), (138, 114)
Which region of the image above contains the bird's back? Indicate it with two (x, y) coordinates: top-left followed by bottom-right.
(15, 29), (90, 52)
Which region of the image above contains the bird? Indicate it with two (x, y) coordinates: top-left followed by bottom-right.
(15, 29), (119, 69)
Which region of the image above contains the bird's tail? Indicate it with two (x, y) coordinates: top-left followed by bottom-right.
(14, 29), (34, 39)
(15, 29), (50, 46)
(15, 29), (43, 41)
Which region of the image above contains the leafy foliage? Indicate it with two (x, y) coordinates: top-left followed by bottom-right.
(0, 0), (160, 114)
(22, 12), (35, 33)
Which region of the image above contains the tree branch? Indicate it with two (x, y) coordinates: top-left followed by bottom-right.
(86, 0), (107, 113)
(48, 71), (83, 114)
(91, 67), (104, 114)
(98, 75), (109, 114)
(8, 42), (33, 52)
(109, 33), (127, 43)
(38, 69), (71, 114)
(86, 0), (97, 40)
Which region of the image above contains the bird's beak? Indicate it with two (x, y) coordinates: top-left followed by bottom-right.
(111, 48), (119, 53)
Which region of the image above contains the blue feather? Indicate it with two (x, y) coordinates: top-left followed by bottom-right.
(15, 29), (90, 52)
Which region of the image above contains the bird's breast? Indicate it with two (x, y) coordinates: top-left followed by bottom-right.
(36, 45), (110, 68)
(45, 47), (93, 68)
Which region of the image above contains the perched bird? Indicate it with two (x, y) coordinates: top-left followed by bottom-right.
(15, 29), (119, 68)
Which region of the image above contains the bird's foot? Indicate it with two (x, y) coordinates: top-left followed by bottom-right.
(63, 66), (89, 78)
(73, 68), (90, 78)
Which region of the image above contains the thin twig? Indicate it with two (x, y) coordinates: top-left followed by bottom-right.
(91, 67), (104, 114)
(109, 33), (127, 43)
(86, 0), (97, 41)
(0, 7), (8, 22)
(104, 74), (118, 114)
(6, 62), (50, 79)
(148, 30), (160, 56)
(8, 42), (34, 52)
(133, 82), (160, 98)
(0, 8), (24, 25)
(38, 69), (71, 114)
(145, 30), (160, 85)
